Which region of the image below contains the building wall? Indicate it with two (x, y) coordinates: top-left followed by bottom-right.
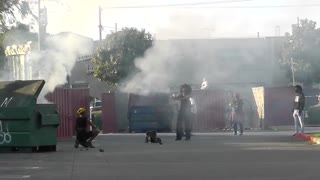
(69, 59), (111, 99)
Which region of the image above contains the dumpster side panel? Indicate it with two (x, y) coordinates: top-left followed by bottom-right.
(128, 93), (170, 107)
(127, 93), (171, 132)
(101, 93), (117, 133)
(114, 92), (129, 132)
(46, 88), (90, 138)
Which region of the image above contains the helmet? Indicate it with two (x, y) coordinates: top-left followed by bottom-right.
(76, 107), (86, 115)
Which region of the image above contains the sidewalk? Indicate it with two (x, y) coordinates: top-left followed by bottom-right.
(295, 133), (320, 144)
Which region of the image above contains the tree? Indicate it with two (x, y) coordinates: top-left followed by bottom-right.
(92, 28), (153, 87)
(0, 0), (32, 32)
(279, 19), (320, 86)
(2, 23), (37, 44)
(0, 23), (37, 73)
(0, 0), (33, 70)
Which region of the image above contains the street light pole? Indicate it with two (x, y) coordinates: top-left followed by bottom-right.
(98, 6), (102, 41)
(38, 0), (41, 51)
(291, 58), (295, 86)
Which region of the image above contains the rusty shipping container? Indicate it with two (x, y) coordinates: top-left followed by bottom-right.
(192, 89), (226, 131)
(114, 92), (129, 132)
(101, 93), (117, 133)
(46, 87), (90, 138)
(264, 87), (320, 127)
(264, 87), (295, 127)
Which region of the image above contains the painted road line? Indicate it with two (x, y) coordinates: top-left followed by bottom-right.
(25, 166), (40, 170)
(0, 175), (30, 179)
(0, 166), (40, 170)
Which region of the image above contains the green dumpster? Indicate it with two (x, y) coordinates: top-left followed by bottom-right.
(0, 80), (59, 152)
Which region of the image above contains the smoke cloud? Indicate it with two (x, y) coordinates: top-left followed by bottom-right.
(1, 31), (93, 103)
(120, 12), (288, 95)
(35, 33), (94, 103)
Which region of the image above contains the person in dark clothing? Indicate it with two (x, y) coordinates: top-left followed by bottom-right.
(231, 93), (244, 135)
(172, 84), (193, 141)
(292, 85), (305, 135)
(145, 130), (163, 145)
(74, 107), (100, 148)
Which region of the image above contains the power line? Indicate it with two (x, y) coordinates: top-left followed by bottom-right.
(101, 0), (258, 9)
(104, 4), (320, 9)
(186, 4), (320, 9)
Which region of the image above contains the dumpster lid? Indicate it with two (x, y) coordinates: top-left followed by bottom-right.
(0, 80), (45, 107)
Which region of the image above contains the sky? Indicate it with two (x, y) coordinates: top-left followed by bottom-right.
(28, 0), (320, 40)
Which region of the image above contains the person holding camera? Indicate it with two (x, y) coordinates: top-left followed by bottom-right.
(172, 84), (193, 141)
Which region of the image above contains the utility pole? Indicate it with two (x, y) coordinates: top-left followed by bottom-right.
(115, 23), (118, 32)
(291, 58), (295, 86)
(38, 0), (41, 51)
(275, 26), (280, 36)
(98, 6), (103, 41)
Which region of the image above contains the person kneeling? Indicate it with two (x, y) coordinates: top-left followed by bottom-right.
(74, 107), (100, 148)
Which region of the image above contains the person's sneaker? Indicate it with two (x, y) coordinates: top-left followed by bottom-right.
(239, 133), (243, 136)
(79, 141), (89, 148)
(175, 138), (182, 141)
(74, 140), (79, 148)
(293, 133), (297, 136)
(88, 142), (95, 148)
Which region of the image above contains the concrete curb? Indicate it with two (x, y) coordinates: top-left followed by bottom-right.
(295, 133), (320, 144)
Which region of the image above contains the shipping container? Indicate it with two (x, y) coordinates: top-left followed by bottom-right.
(101, 93), (117, 133)
(114, 92), (129, 132)
(192, 89), (226, 131)
(263, 87), (320, 127)
(45, 87), (90, 138)
(264, 87), (294, 127)
(295, 88), (320, 125)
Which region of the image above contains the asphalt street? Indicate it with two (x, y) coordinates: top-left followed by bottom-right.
(0, 131), (320, 180)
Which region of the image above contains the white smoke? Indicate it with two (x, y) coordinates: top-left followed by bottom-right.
(31, 33), (94, 103)
(120, 12), (288, 95)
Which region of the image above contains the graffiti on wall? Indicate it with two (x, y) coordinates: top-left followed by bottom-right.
(0, 97), (14, 145)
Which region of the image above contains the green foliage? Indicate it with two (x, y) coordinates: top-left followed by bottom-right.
(0, 23), (37, 72)
(92, 28), (153, 87)
(0, 0), (32, 32)
(0, 0), (33, 70)
(2, 23), (37, 44)
(280, 19), (320, 85)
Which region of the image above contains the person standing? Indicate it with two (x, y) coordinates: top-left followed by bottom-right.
(231, 93), (244, 135)
(292, 85), (305, 135)
(173, 84), (193, 141)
